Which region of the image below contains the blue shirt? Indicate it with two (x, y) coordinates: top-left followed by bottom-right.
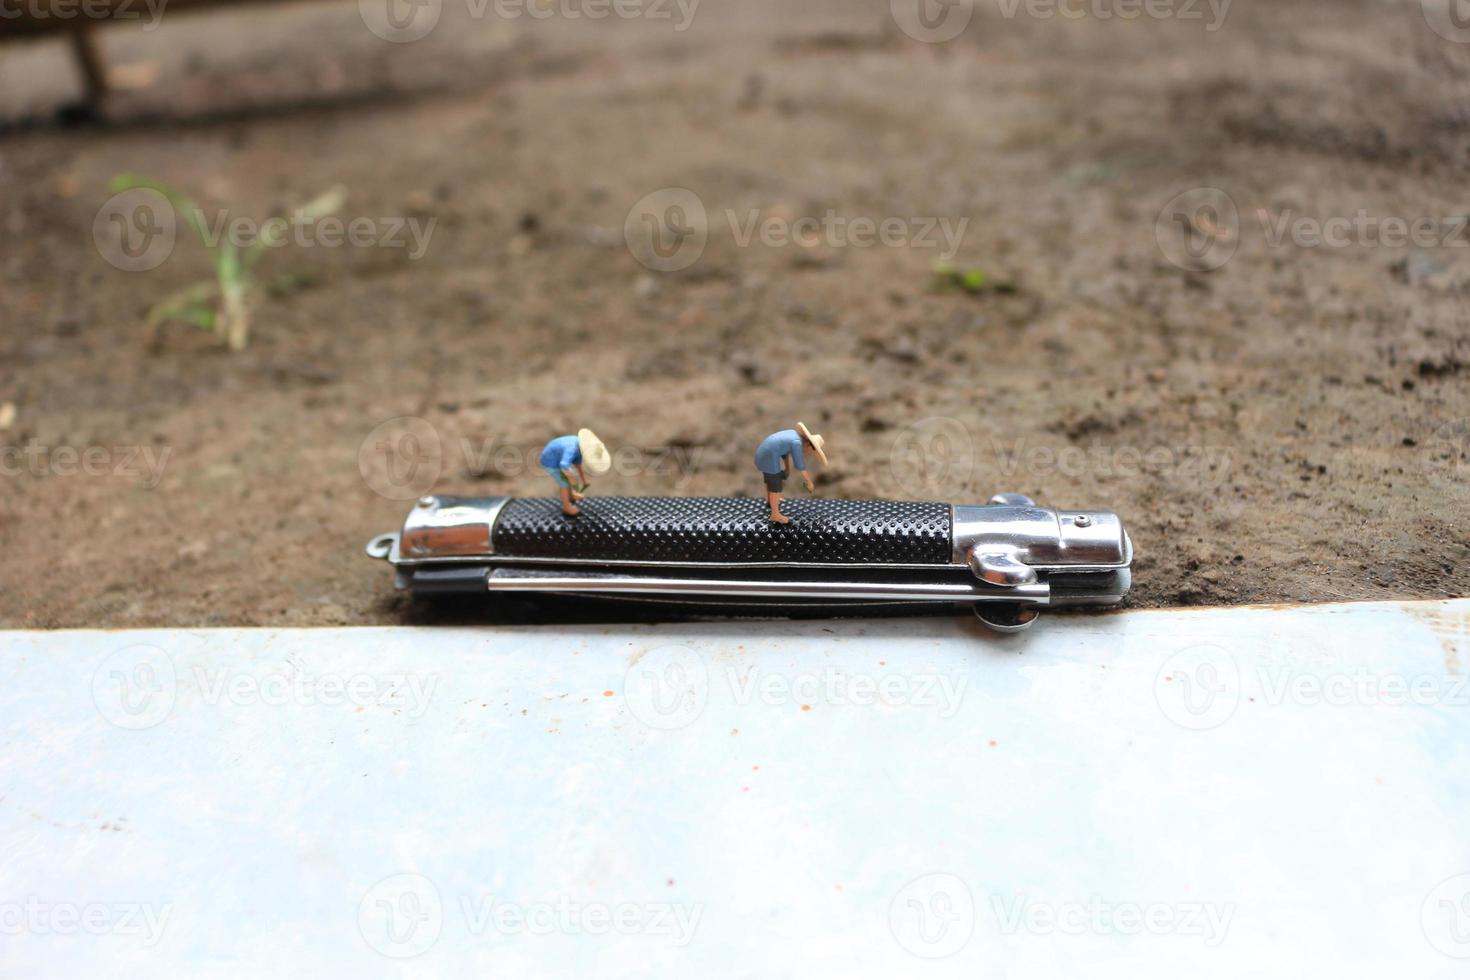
(539, 435), (582, 471)
(754, 429), (805, 474)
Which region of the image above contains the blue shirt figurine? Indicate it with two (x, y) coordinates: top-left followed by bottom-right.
(540, 429), (610, 517)
(753, 422), (827, 524)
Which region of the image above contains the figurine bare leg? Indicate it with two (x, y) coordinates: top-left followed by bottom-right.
(767, 490), (789, 523)
(559, 486), (580, 517)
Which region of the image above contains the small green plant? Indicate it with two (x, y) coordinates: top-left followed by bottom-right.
(931, 260), (1017, 296)
(110, 175), (344, 350)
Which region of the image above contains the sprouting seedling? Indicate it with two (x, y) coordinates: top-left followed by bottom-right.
(109, 175), (345, 350)
(931, 260), (1017, 296)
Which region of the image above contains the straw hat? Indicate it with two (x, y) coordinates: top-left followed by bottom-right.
(795, 422), (828, 465)
(578, 428), (612, 474)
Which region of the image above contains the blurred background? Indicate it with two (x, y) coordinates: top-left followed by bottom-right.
(1, 0), (1468, 626)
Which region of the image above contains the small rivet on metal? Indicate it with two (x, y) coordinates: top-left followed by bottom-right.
(1074, 515), (1092, 527)
(418, 495), (437, 508)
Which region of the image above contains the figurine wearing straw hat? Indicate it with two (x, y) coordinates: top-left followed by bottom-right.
(539, 428), (612, 517)
(753, 422), (828, 524)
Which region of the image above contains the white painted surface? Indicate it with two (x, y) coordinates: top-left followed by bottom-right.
(1, 600), (1468, 978)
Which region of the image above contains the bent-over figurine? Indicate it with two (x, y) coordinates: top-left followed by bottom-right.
(539, 428), (611, 516)
(754, 422), (827, 524)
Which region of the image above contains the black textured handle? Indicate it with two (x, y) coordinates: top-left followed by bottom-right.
(492, 497), (953, 565)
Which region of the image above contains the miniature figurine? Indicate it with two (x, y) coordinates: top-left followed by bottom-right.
(539, 428), (611, 516)
(754, 422), (828, 523)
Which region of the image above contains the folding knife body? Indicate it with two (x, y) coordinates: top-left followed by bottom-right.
(366, 494), (1132, 632)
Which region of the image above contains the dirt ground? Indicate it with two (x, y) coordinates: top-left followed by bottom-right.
(1, 0), (1467, 627)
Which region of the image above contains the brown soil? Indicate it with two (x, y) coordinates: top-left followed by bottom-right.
(1, 0), (1467, 627)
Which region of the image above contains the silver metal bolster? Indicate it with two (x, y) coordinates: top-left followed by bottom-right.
(951, 500), (1132, 608)
(951, 503), (1130, 569)
(398, 495), (510, 562)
